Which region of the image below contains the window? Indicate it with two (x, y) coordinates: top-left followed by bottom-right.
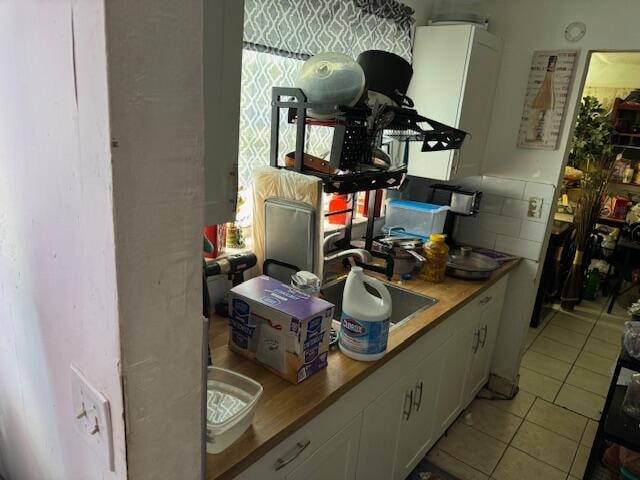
(237, 0), (415, 193)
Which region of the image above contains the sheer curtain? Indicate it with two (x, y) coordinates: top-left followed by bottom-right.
(237, 0), (415, 191)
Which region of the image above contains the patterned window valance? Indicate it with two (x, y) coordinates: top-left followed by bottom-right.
(243, 0), (414, 61)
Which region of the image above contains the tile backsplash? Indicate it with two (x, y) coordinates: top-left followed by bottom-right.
(453, 176), (555, 262)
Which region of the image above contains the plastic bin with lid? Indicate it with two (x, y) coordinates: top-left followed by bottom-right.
(383, 199), (449, 239)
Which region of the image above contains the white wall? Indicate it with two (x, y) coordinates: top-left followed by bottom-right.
(0, 2), (126, 479)
(401, 0), (434, 26)
(483, 0), (640, 185)
(480, 0), (640, 381)
(105, 1), (205, 478)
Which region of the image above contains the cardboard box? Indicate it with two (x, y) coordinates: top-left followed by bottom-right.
(228, 276), (334, 384)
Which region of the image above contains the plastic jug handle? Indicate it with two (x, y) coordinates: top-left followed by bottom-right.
(362, 276), (392, 307)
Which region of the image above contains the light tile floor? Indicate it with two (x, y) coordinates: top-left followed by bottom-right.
(427, 295), (628, 480)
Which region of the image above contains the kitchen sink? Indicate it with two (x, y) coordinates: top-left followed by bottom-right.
(320, 277), (438, 330)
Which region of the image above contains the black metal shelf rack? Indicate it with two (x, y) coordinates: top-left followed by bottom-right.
(584, 349), (640, 479)
(269, 86), (466, 252)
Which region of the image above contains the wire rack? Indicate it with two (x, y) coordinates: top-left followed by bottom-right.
(270, 87), (467, 194)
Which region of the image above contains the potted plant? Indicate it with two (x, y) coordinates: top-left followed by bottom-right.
(561, 97), (614, 310)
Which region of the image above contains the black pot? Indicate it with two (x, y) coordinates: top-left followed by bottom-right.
(357, 50), (413, 106)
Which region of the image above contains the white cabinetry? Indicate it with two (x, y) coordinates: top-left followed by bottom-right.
(394, 347), (445, 479)
(203, 0), (244, 224)
(286, 414), (362, 480)
(407, 25), (502, 181)
(231, 276), (509, 480)
(463, 278), (508, 404)
(356, 378), (405, 480)
(434, 310), (475, 437)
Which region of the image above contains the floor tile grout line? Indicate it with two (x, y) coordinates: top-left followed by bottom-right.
(508, 442), (575, 476)
(538, 324), (588, 349)
(552, 298), (609, 408)
(527, 343), (580, 366)
(452, 297), (618, 479)
(487, 395), (536, 478)
(523, 417), (588, 444)
(434, 444), (497, 478)
(565, 417), (591, 478)
(460, 409), (523, 445)
(525, 299), (610, 413)
(522, 349), (575, 384)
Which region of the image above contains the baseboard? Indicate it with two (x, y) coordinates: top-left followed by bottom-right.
(487, 373), (519, 399)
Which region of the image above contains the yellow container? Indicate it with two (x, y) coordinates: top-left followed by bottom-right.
(421, 234), (449, 283)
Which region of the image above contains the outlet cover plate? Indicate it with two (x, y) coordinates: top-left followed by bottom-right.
(527, 196), (543, 218)
(71, 365), (114, 471)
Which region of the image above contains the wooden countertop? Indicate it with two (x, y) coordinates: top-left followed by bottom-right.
(206, 260), (520, 480)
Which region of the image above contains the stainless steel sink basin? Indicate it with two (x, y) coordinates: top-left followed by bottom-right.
(320, 277), (438, 330)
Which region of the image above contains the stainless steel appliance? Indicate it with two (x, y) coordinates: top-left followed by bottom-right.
(430, 183), (481, 215)
(427, 183), (482, 245)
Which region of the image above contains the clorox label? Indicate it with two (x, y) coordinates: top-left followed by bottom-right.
(341, 318), (367, 337)
(339, 312), (390, 355)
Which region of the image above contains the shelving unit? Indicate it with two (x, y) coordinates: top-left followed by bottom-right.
(611, 98), (640, 149)
(584, 349), (640, 478)
(269, 86), (467, 252)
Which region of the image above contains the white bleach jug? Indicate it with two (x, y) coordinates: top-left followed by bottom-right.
(339, 267), (392, 361)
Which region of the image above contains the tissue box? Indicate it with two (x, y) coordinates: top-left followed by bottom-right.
(227, 276), (334, 384)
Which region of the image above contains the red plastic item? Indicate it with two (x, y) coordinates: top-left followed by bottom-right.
(328, 194), (349, 224)
(203, 224), (226, 258)
(357, 190), (383, 217)
(612, 196), (631, 220)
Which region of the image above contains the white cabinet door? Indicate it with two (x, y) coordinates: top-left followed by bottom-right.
(464, 280), (507, 403)
(356, 378), (406, 480)
(434, 309), (476, 437)
(286, 414), (362, 480)
(395, 347), (445, 480)
(203, 0), (243, 224)
(454, 28), (502, 179)
(407, 25), (502, 181)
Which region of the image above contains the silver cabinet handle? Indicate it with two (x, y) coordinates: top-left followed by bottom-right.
(480, 295), (492, 305)
(479, 325), (488, 348)
(413, 381), (424, 411)
(274, 440), (311, 471)
(472, 328), (480, 353)
(403, 389), (413, 421)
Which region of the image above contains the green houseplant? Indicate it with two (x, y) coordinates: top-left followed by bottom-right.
(567, 96), (614, 169)
(561, 96), (615, 310)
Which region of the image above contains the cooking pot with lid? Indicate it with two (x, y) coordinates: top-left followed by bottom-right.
(373, 229), (425, 276)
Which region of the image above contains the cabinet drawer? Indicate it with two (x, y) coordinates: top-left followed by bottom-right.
(286, 413), (362, 480)
(234, 395), (362, 479)
(471, 276), (508, 310)
(234, 340), (420, 479)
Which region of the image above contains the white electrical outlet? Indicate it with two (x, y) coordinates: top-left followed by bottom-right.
(527, 196), (543, 218)
(71, 365), (114, 471)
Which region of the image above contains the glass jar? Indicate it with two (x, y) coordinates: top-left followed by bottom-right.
(421, 234), (449, 283)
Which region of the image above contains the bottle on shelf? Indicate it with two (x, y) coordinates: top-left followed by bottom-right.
(623, 164), (635, 184)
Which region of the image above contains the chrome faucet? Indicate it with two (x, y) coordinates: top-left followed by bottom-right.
(323, 231), (372, 263)
(323, 232), (393, 279)
(324, 248), (373, 264)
